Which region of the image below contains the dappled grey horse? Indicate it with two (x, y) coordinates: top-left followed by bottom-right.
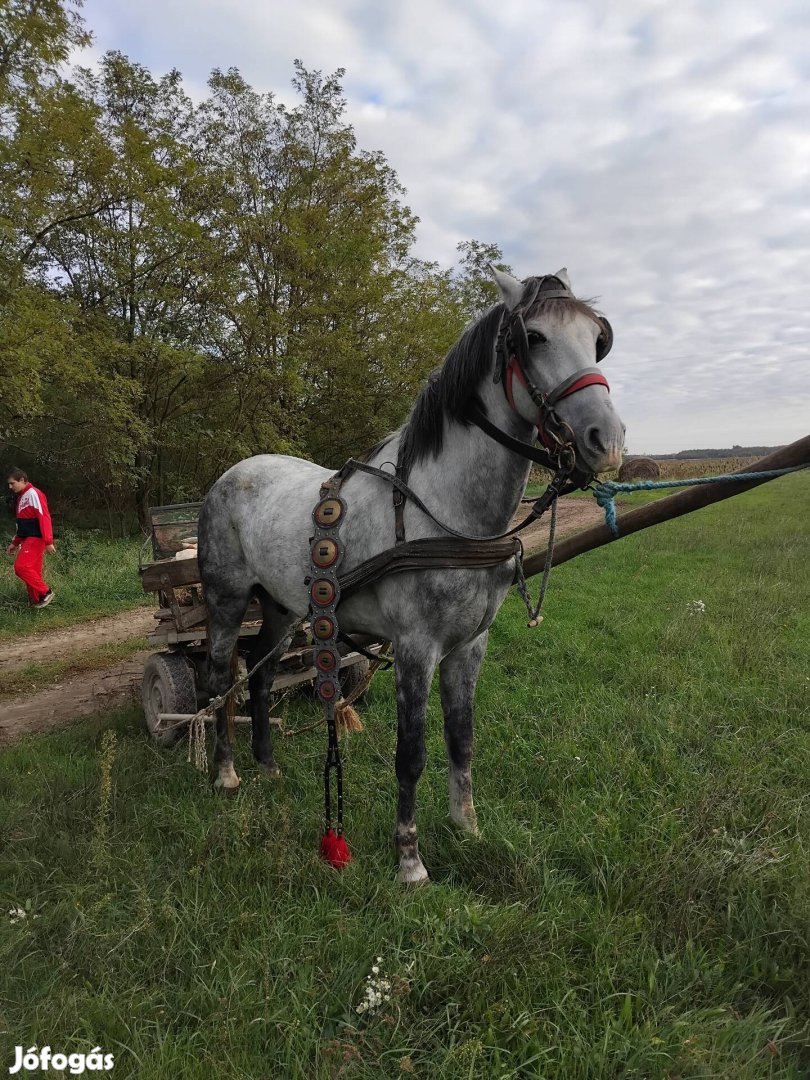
(198, 268), (625, 882)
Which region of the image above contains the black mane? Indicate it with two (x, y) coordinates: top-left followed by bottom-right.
(398, 303), (505, 480)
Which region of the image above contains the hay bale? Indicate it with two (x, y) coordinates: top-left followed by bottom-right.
(618, 457), (661, 482)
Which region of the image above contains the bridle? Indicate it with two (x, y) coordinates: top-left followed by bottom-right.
(469, 274), (613, 485)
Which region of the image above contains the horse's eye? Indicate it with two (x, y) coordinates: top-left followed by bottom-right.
(527, 331), (545, 348)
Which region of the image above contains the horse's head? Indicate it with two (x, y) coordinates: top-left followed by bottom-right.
(491, 267), (625, 480)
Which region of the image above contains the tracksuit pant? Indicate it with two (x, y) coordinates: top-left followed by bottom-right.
(14, 538), (50, 603)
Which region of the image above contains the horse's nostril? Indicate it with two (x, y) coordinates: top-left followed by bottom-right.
(585, 426), (607, 454)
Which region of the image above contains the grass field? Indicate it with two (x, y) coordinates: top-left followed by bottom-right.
(1, 474), (808, 1078)
(0, 531), (150, 643)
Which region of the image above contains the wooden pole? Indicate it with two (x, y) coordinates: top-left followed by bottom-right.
(520, 433), (810, 581)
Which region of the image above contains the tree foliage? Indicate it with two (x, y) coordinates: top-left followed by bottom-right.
(0, 1), (502, 530)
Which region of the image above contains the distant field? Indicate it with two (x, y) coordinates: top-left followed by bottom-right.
(1, 472), (807, 1078)
(528, 456), (770, 492)
(654, 456), (766, 479)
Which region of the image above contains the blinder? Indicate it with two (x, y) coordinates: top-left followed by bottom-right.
(595, 316), (613, 361)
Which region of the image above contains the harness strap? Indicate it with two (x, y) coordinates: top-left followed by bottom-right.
(337, 629), (395, 668)
(467, 401), (568, 471)
(337, 457), (571, 542)
(393, 441), (407, 543)
(309, 487), (348, 844)
(546, 368), (609, 406)
(338, 535), (523, 601)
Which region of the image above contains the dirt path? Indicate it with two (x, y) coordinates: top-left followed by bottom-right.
(0, 653), (151, 745)
(0, 607), (155, 673)
(0, 500), (605, 745)
(513, 495), (603, 555)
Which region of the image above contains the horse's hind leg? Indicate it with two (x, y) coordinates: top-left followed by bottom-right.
(248, 589), (296, 777)
(439, 631), (488, 835)
(208, 593), (250, 792)
(394, 639), (439, 885)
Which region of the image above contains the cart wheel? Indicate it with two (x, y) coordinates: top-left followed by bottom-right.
(142, 651), (197, 746)
(339, 658), (371, 704)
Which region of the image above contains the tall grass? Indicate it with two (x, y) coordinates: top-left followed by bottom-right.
(0, 474), (807, 1078)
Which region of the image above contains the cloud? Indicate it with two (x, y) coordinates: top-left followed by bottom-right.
(76, 0), (810, 451)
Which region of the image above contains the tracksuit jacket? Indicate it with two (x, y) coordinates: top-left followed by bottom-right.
(12, 483), (53, 546)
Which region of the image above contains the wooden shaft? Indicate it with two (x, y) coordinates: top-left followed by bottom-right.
(157, 713), (283, 727)
(521, 433), (810, 581)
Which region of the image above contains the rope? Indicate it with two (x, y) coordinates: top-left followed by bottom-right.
(513, 498), (558, 627)
(185, 632), (292, 771)
(342, 643), (393, 707)
(181, 632), (393, 766)
(594, 466), (809, 538)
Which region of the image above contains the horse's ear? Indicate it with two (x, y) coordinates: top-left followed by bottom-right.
(554, 267), (572, 290)
(489, 265), (524, 311)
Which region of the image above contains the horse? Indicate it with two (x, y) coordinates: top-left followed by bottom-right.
(197, 266), (625, 883)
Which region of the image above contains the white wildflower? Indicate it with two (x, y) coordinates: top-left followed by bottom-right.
(355, 957), (392, 1016)
(687, 600), (706, 615)
(8, 907), (27, 923)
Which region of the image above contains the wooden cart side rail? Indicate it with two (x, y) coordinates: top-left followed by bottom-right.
(521, 433), (810, 580)
(140, 557), (201, 591)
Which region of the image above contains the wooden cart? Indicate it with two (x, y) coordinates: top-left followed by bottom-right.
(138, 503), (375, 745)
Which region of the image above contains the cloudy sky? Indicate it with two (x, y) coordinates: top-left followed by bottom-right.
(77, 0), (809, 453)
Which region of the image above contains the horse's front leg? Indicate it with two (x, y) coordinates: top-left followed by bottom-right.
(439, 631), (488, 835)
(394, 642), (438, 885)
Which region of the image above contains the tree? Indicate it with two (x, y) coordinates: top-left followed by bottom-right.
(193, 62), (462, 466)
(0, 0), (103, 437)
(452, 239), (512, 323)
(0, 12), (518, 522)
(0, 0), (90, 102)
(16, 51), (219, 523)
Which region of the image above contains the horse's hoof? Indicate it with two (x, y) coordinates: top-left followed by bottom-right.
(213, 762), (241, 794)
(450, 810), (479, 836)
(258, 761), (282, 778)
(213, 779), (241, 796)
(396, 858), (430, 886)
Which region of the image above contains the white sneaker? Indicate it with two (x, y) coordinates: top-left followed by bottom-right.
(34, 591), (55, 608)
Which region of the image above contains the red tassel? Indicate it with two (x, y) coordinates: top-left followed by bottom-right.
(320, 828), (352, 869)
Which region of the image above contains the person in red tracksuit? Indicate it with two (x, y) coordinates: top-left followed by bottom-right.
(5, 467), (56, 607)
